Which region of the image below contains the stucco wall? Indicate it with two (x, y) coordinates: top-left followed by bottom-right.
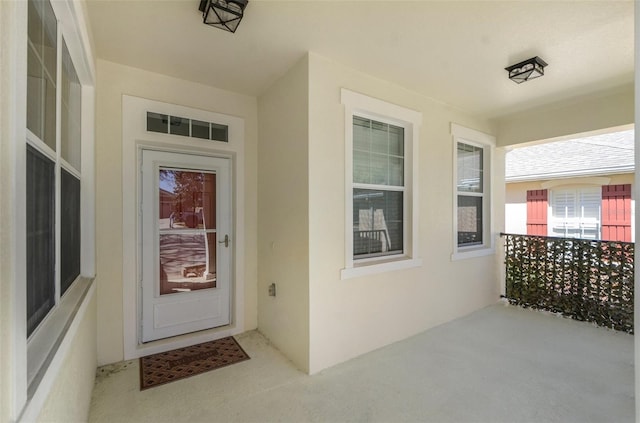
(505, 181), (538, 234)
(1, 1), (18, 419)
(36, 293), (97, 423)
(506, 174), (635, 237)
(257, 56), (310, 372)
(494, 85), (634, 148)
(95, 59), (258, 365)
(306, 53), (505, 373)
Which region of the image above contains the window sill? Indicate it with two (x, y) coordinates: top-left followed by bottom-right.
(26, 276), (94, 397)
(341, 257), (422, 279)
(451, 247), (495, 261)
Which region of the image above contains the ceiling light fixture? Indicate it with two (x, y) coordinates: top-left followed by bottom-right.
(198, 0), (248, 33)
(505, 56), (548, 84)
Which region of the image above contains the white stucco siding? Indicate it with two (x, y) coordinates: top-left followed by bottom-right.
(35, 292), (97, 423)
(306, 53), (502, 373)
(505, 181), (538, 235)
(505, 203), (527, 234)
(257, 56), (310, 372)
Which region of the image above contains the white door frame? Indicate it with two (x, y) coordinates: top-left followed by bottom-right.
(122, 95), (246, 359)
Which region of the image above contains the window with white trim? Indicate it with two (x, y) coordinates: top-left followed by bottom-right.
(27, 0), (83, 337)
(22, 0), (94, 405)
(353, 117), (404, 258)
(549, 187), (601, 240)
(341, 89), (422, 279)
(452, 123), (495, 259)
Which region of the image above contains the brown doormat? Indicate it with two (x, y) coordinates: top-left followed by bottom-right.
(139, 336), (250, 390)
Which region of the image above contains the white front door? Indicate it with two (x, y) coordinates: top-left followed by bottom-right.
(140, 149), (232, 343)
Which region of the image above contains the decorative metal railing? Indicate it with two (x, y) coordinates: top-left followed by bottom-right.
(501, 233), (634, 333)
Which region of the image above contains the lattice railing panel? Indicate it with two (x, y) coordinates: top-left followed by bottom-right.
(502, 233), (634, 333)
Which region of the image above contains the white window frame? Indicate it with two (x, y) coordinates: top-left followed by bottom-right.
(451, 123), (495, 261)
(341, 89), (422, 279)
(7, 0), (96, 420)
(548, 186), (602, 240)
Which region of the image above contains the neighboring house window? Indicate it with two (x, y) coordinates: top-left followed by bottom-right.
(549, 187), (601, 240)
(452, 124), (495, 259)
(341, 89), (422, 278)
(525, 184), (632, 242)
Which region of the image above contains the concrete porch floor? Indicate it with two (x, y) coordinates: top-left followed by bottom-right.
(89, 303), (634, 423)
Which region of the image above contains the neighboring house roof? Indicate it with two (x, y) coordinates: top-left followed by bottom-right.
(505, 129), (634, 182)
(159, 188), (176, 199)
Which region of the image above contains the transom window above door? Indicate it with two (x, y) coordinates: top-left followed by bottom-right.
(147, 111), (229, 142)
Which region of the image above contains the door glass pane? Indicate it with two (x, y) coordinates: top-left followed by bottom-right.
(159, 233), (217, 295)
(158, 169), (216, 230)
(158, 168), (216, 296)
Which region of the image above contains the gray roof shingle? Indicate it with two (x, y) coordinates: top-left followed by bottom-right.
(505, 129), (634, 182)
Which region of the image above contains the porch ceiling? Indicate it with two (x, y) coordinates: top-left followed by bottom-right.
(85, 0), (633, 120)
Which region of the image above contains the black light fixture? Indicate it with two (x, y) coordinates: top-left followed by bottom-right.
(505, 56), (548, 84)
(198, 0), (248, 33)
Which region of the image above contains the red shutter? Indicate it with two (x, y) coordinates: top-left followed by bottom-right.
(526, 189), (548, 236)
(601, 184), (632, 242)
